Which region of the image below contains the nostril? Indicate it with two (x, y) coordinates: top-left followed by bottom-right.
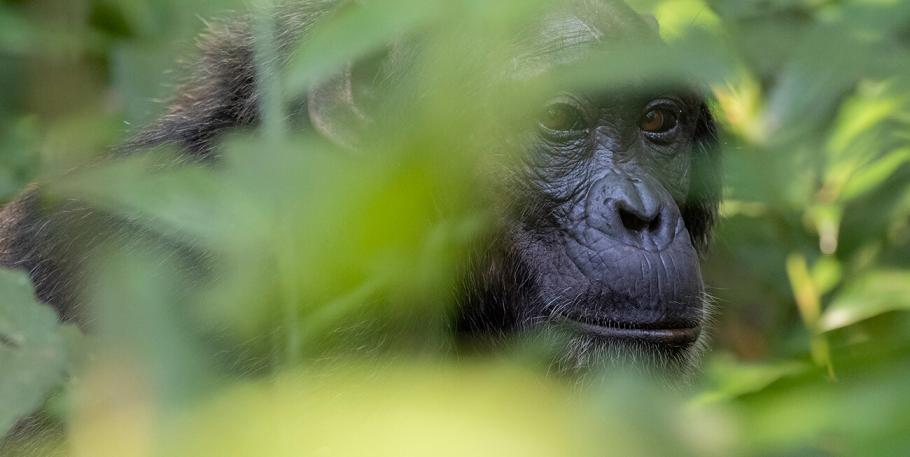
(648, 213), (661, 233)
(619, 206), (654, 233)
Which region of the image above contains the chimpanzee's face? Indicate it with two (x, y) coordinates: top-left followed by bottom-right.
(512, 88), (708, 353)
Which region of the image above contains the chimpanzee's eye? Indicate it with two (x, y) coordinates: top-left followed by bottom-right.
(539, 102), (587, 133)
(639, 107), (679, 134)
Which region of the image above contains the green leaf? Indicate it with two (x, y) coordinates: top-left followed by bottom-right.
(820, 270), (910, 332)
(0, 269), (70, 435)
(0, 5), (35, 55)
(695, 355), (809, 405)
(840, 148), (910, 201)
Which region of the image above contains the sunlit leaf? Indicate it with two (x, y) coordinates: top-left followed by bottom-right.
(820, 270), (910, 332)
(840, 148), (910, 201)
(651, 0), (721, 41)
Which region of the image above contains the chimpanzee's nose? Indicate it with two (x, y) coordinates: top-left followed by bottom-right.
(588, 174), (681, 251)
(618, 201), (662, 236)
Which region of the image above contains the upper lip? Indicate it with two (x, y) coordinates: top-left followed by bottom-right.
(559, 317), (701, 346)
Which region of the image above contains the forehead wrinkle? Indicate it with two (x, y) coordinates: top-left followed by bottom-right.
(533, 15), (601, 59)
(511, 15), (603, 79)
(545, 15), (602, 46)
(507, 5), (659, 83)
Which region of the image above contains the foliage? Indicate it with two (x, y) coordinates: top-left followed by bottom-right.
(1, 0), (909, 456)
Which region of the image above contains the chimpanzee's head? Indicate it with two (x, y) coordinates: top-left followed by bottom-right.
(306, 0), (720, 375)
(453, 2), (720, 374)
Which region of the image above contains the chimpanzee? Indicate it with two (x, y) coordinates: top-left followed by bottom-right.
(0, 0), (719, 375)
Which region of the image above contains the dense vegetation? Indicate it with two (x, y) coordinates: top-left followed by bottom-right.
(1, 0), (909, 455)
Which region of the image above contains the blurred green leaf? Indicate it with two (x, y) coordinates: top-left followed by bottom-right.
(0, 269), (70, 435)
(810, 255), (842, 296)
(651, 0), (721, 40)
(696, 355), (808, 404)
(0, 5), (35, 54)
(820, 270), (910, 332)
(840, 148), (910, 201)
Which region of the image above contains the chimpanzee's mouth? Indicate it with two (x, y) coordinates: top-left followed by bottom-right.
(559, 317), (701, 347)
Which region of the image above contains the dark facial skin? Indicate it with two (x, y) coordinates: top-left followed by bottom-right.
(511, 90), (706, 345)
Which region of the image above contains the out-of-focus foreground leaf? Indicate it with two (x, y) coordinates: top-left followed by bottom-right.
(820, 270), (910, 332)
(0, 269), (70, 436)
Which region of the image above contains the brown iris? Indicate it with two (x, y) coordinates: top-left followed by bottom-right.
(639, 108), (678, 134)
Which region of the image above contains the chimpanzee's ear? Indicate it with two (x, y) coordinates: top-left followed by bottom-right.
(682, 102), (722, 254)
(307, 46), (399, 149)
(307, 63), (372, 149)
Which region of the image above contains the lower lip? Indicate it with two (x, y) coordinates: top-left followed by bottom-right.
(561, 319), (701, 346)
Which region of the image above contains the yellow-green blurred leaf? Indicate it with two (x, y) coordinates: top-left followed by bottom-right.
(820, 270), (910, 332)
